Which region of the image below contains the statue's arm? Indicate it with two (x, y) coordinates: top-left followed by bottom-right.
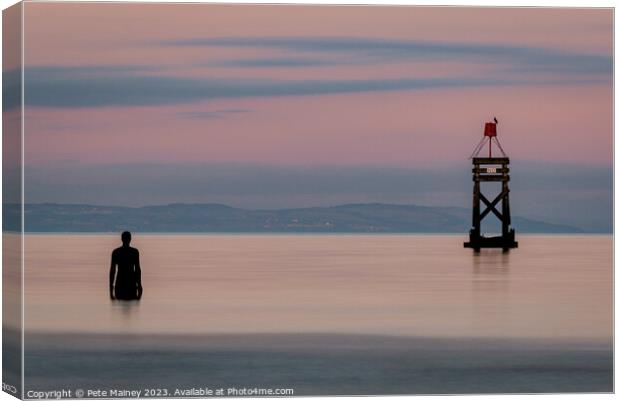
(109, 252), (116, 300)
(135, 251), (143, 299)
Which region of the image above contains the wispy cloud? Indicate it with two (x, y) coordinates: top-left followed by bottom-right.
(177, 109), (251, 119)
(23, 65), (160, 75)
(7, 65), (607, 110)
(162, 36), (612, 75)
(210, 57), (341, 68)
(9, 69), (501, 109)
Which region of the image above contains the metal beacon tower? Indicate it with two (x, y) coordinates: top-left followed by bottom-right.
(464, 120), (518, 252)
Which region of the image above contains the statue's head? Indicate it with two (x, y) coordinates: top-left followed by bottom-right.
(121, 231), (132, 246)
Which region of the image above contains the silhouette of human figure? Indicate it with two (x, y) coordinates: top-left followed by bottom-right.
(109, 231), (143, 300)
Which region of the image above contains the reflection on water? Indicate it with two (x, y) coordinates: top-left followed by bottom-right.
(471, 250), (510, 290)
(23, 235), (612, 341)
(109, 299), (141, 327)
(472, 249), (510, 274)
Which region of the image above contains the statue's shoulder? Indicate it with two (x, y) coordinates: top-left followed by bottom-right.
(111, 246), (122, 259)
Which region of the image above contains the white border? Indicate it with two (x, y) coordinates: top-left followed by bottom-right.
(0, 2), (616, 401)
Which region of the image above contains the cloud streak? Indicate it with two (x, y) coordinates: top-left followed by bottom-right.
(5, 65), (608, 110)
(177, 109), (251, 119)
(163, 36), (613, 75)
(209, 57), (341, 68)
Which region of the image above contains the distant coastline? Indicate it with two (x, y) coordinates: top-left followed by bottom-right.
(4, 202), (589, 234)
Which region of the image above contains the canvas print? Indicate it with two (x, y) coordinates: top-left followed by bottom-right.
(2, 2), (613, 398)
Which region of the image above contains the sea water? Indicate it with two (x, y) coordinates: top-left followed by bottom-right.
(7, 234), (614, 394)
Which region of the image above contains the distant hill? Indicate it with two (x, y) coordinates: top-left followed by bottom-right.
(3, 203), (584, 233)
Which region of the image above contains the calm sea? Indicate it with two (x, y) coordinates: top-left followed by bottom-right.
(8, 234), (615, 395)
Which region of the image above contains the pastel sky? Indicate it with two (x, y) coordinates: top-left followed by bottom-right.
(7, 3), (613, 231)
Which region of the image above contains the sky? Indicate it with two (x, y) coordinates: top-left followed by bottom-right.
(4, 3), (613, 231)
